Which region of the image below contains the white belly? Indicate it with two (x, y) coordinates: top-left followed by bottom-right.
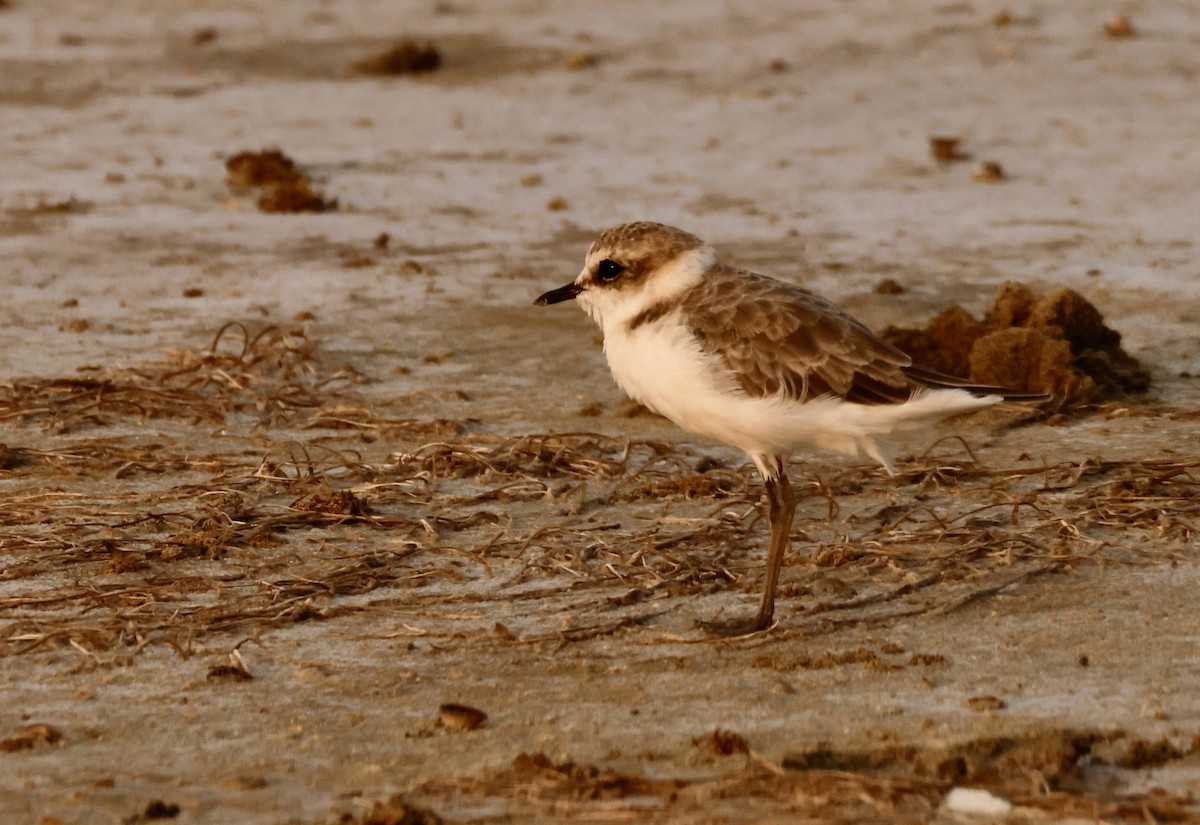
(600, 317), (999, 471)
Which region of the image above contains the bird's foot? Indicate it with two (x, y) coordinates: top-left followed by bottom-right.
(697, 613), (777, 637)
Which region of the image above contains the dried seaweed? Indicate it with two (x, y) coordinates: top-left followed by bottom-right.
(0, 324), (360, 430)
(407, 728), (1200, 823)
(1, 328), (1198, 663)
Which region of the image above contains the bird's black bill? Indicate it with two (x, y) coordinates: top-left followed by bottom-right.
(534, 282), (581, 306)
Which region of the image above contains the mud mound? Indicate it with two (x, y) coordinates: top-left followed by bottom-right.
(225, 148), (336, 213)
(882, 282), (1151, 411)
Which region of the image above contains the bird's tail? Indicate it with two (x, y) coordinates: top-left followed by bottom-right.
(902, 363), (1050, 403)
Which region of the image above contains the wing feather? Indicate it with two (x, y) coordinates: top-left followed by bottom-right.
(682, 265), (921, 405)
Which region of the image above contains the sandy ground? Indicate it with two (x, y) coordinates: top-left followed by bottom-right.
(2, 1), (1200, 823)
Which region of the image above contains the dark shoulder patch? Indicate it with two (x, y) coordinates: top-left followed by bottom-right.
(626, 300), (675, 332)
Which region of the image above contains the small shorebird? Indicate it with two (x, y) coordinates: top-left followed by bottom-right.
(536, 222), (1042, 635)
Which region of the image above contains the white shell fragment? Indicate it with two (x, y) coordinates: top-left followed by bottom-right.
(942, 787), (1013, 816)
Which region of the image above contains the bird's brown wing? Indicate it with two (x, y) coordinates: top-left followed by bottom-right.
(681, 265), (922, 405)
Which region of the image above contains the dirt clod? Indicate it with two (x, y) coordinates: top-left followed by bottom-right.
(563, 52), (599, 70)
(972, 160), (1006, 182)
(128, 800), (180, 821)
(437, 703), (488, 731)
(0, 723), (64, 752)
(225, 149), (336, 213)
(696, 729), (750, 755)
(355, 41), (442, 76)
(1104, 14), (1135, 38)
(967, 695), (1007, 712)
(225, 149), (298, 188)
(929, 136), (968, 162)
(256, 178), (335, 213)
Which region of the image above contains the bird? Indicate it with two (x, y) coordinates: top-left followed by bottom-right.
(535, 221), (1044, 635)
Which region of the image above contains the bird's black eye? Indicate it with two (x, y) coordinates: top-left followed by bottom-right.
(596, 258), (625, 283)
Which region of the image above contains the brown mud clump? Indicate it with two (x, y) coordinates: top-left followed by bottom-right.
(882, 281), (1151, 411)
(350, 795), (443, 825)
(355, 40), (442, 76)
(1104, 14), (1136, 38)
(437, 703), (488, 732)
(0, 723), (64, 752)
(225, 148), (336, 213)
(695, 729), (750, 756)
(929, 136), (968, 162)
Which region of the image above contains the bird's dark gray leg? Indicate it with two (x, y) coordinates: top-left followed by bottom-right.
(700, 455), (796, 636)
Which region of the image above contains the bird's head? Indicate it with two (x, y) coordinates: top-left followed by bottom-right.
(535, 221), (714, 329)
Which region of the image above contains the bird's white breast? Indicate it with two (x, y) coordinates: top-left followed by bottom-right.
(603, 315), (724, 422)
(600, 315), (787, 460)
